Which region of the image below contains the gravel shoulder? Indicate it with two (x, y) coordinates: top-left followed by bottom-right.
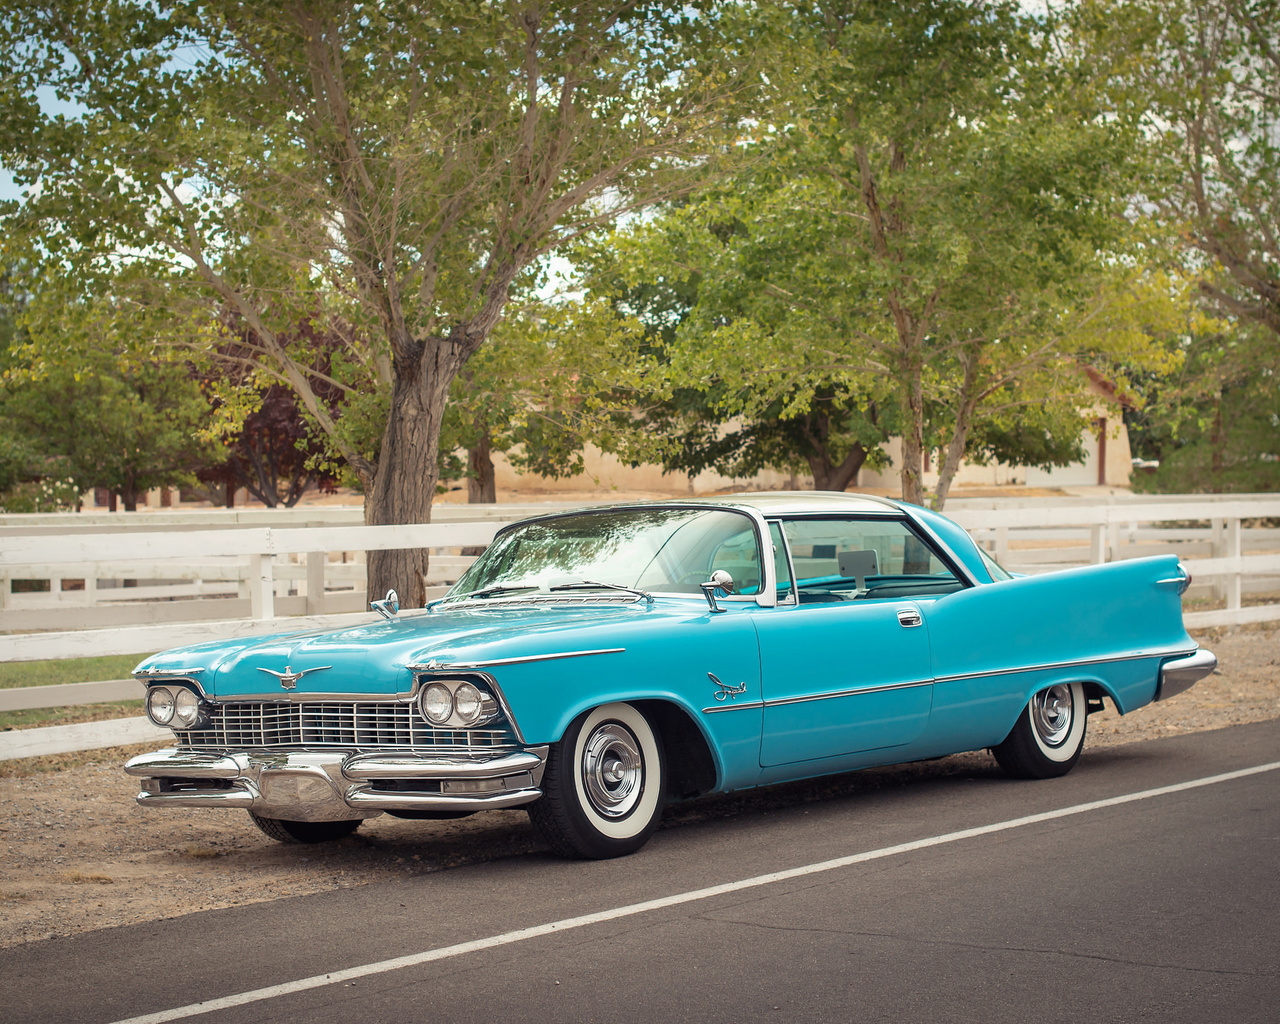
(1, 625), (1276, 949)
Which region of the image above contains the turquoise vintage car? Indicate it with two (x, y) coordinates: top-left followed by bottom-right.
(125, 493), (1216, 858)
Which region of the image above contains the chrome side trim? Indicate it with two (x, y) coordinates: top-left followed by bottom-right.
(764, 679), (933, 709)
(701, 700), (765, 714)
(409, 648), (625, 670)
(934, 646), (1199, 685)
(701, 678), (933, 715)
(135, 668), (206, 677)
(1156, 649), (1217, 701)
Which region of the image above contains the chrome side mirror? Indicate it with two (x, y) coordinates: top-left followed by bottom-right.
(700, 569), (734, 613)
(371, 589), (400, 620)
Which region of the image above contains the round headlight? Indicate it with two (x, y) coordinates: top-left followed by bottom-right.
(146, 686), (176, 726)
(419, 682), (454, 725)
(173, 688), (201, 729)
(453, 682), (484, 725)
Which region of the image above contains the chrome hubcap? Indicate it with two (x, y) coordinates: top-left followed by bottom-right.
(1032, 685), (1074, 747)
(581, 722), (644, 818)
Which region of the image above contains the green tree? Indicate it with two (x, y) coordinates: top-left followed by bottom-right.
(0, 1), (761, 604)
(1, 344), (220, 511)
(597, 0), (1181, 506)
(1118, 0), (1280, 337)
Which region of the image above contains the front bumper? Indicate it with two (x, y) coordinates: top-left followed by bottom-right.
(124, 746), (549, 822)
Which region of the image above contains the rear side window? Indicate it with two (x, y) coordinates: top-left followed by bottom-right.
(779, 517), (963, 603)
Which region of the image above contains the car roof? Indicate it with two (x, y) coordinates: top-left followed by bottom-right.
(511, 491), (910, 521)
(709, 491), (907, 516)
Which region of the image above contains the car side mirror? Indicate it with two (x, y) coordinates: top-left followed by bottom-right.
(700, 569), (735, 613)
(371, 589), (400, 620)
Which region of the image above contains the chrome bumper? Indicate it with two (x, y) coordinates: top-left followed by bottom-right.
(124, 746), (549, 822)
(1156, 649), (1218, 702)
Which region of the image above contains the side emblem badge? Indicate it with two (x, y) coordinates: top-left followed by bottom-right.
(257, 665), (333, 691)
(709, 671), (747, 702)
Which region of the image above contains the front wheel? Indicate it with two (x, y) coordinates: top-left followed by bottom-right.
(992, 682), (1087, 780)
(249, 813), (362, 844)
(528, 702), (665, 859)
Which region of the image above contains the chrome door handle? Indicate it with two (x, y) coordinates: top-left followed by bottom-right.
(897, 608), (922, 628)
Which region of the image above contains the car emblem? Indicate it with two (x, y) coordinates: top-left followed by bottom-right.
(709, 671), (747, 701)
(257, 665), (333, 690)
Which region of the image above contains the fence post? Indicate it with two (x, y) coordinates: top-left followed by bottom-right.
(1210, 517), (1225, 602)
(1090, 524), (1106, 564)
(1225, 516), (1242, 613)
(248, 552), (275, 620)
(306, 551), (326, 615)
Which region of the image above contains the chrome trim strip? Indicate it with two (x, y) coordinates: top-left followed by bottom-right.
(342, 750), (546, 782)
(764, 679), (933, 709)
(167, 688), (420, 705)
(409, 648), (625, 670)
(701, 677), (935, 715)
(344, 787), (542, 813)
(701, 700), (766, 714)
(135, 667), (206, 677)
(934, 646), (1199, 685)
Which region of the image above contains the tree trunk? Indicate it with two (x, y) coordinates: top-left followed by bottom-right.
(364, 366), (451, 608)
(467, 431), (497, 503)
(807, 443), (867, 491)
(932, 352), (982, 511)
(898, 339), (927, 507)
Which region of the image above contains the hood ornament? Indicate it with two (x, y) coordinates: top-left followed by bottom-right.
(257, 664), (333, 690)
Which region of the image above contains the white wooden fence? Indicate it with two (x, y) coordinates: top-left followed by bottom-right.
(2, 495), (1278, 668)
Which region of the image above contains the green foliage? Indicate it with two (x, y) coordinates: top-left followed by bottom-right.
(0, 0), (763, 535)
(0, 474), (81, 513)
(0, 284), (222, 508)
(1128, 320), (1280, 493)
(581, 0), (1184, 504)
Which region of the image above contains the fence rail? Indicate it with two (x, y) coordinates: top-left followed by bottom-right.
(3, 495), (1277, 667)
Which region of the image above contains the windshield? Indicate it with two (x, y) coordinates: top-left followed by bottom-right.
(444, 507), (763, 602)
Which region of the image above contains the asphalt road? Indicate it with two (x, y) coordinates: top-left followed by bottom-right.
(3, 719), (1277, 1024)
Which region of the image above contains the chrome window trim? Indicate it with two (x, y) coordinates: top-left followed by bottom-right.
(445, 503), (777, 609)
(765, 511), (976, 599)
(933, 645), (1200, 685)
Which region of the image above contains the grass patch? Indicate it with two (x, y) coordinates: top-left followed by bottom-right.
(0, 653), (152, 690)
(64, 872), (114, 885)
(0, 700), (145, 732)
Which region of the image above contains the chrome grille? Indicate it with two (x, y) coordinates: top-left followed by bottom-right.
(176, 701), (517, 753)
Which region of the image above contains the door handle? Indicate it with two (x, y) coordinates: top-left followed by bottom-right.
(897, 608), (922, 628)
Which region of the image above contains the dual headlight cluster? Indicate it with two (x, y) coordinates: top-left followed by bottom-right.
(417, 678), (499, 729)
(146, 684), (208, 730)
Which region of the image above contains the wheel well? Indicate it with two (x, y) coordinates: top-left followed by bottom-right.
(633, 699), (718, 801)
(1082, 681), (1112, 715)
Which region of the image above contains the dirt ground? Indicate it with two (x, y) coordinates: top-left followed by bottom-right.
(1, 624), (1276, 950)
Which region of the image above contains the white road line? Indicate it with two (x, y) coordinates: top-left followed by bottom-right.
(108, 761), (1280, 1024)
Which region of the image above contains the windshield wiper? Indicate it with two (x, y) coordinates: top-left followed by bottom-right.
(442, 582), (541, 603)
(549, 580), (654, 604)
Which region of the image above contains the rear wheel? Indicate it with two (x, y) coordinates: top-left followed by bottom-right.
(528, 702), (665, 859)
(249, 813), (362, 844)
(992, 682), (1087, 779)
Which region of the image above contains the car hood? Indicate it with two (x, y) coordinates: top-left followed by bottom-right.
(134, 600), (702, 699)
